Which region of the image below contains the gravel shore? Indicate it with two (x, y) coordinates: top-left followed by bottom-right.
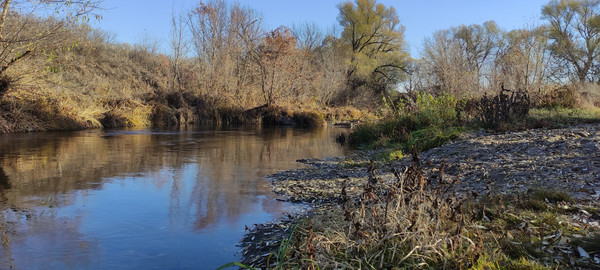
(241, 124), (600, 267)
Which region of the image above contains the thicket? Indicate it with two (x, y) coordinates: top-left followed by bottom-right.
(349, 84), (600, 157)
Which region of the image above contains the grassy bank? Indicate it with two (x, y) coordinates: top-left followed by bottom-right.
(0, 89), (368, 132)
(0, 12), (377, 133)
(0, 34), (370, 133)
(347, 88), (600, 161)
(349, 93), (463, 157)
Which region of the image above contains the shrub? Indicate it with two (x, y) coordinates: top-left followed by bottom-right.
(282, 156), (473, 268)
(531, 86), (576, 108)
(151, 103), (178, 128)
(0, 75), (13, 99)
(349, 92), (459, 151)
(292, 110), (326, 128)
(574, 83), (600, 109)
(414, 92), (458, 127)
(477, 87), (530, 129)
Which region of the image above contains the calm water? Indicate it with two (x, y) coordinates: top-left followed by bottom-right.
(0, 126), (348, 269)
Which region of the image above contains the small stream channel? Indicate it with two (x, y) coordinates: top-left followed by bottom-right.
(0, 126), (348, 269)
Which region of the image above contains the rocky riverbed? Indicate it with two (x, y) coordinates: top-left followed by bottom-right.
(240, 124), (600, 267)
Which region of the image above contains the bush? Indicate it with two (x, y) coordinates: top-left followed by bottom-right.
(575, 83), (600, 109)
(0, 75), (13, 99)
(292, 110), (326, 128)
(150, 103), (178, 128)
(477, 87), (530, 129)
(532, 86), (577, 109)
(349, 92), (459, 151)
(414, 92), (458, 127)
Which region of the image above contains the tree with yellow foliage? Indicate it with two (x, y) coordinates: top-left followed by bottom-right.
(337, 0), (411, 102)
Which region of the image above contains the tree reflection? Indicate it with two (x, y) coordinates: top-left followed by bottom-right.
(0, 127), (347, 267)
(0, 167), (14, 269)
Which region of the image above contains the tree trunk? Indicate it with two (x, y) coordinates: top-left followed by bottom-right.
(0, 0), (11, 41)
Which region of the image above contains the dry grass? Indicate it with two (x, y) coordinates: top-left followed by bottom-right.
(294, 157), (478, 269)
(323, 106), (373, 122)
(99, 99), (152, 128)
(0, 86), (103, 131)
(0, 20), (361, 132)
(274, 155), (600, 269)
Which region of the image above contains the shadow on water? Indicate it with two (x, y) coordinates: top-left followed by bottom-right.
(0, 126), (348, 269)
(0, 167), (10, 191)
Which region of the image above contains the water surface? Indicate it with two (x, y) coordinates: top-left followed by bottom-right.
(0, 126), (348, 269)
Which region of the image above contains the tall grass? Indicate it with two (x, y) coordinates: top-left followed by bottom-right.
(350, 93), (461, 153)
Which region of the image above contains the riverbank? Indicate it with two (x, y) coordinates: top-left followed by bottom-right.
(0, 15), (372, 134)
(0, 91), (369, 133)
(241, 123), (600, 269)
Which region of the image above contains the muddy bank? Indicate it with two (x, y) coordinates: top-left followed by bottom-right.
(0, 99), (367, 133)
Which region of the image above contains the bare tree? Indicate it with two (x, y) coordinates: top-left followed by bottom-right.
(453, 21), (501, 87)
(422, 29), (474, 96)
(291, 22), (323, 51)
(494, 26), (551, 91)
(170, 11), (189, 91)
(421, 21), (501, 97)
(187, 0), (263, 107)
(313, 33), (349, 105)
(0, 0), (102, 77)
(253, 26), (300, 105)
(136, 30), (162, 55)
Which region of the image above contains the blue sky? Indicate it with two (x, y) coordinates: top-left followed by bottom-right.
(92, 0), (551, 56)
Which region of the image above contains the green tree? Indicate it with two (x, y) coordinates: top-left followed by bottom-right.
(337, 0), (410, 101)
(542, 0), (600, 82)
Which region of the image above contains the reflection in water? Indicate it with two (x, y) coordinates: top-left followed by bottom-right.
(0, 127), (347, 269)
(0, 167), (10, 190)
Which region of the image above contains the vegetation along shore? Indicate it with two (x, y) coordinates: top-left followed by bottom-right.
(229, 0), (600, 268)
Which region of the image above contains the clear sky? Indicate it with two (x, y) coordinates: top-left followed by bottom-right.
(92, 0), (551, 56)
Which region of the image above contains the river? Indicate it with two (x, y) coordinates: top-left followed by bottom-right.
(0, 126), (348, 269)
